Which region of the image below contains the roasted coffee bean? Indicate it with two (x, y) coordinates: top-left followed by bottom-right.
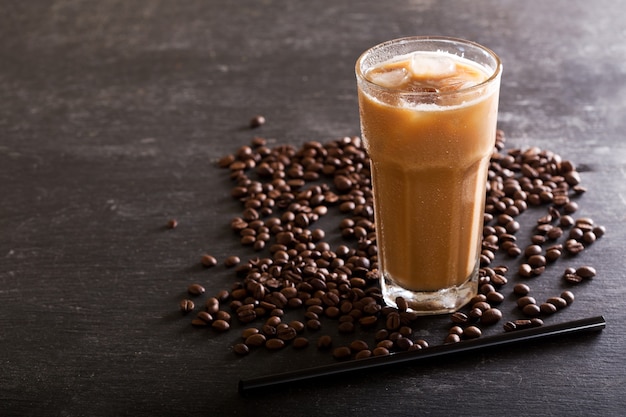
(304, 310), (319, 321)
(261, 324), (277, 337)
(486, 291), (504, 305)
(546, 296), (568, 310)
(215, 310), (231, 322)
(205, 297), (220, 314)
(321, 291), (340, 307)
(499, 233), (517, 243)
(517, 296), (536, 309)
(196, 311), (213, 323)
(395, 337), (414, 351)
(249, 115), (266, 128)
(237, 304), (257, 322)
(201, 254), (218, 267)
(582, 231), (596, 244)
(527, 255), (546, 268)
(513, 283), (530, 296)
(593, 225), (606, 238)
(473, 301), (491, 312)
(333, 346), (352, 360)
(480, 283), (495, 295)
(576, 266), (597, 279)
(191, 313), (211, 328)
(397, 326), (411, 338)
(569, 227), (584, 240)
(560, 215), (575, 227)
(445, 333), (461, 344)
(286, 297), (302, 309)
(187, 283), (205, 296)
(505, 220), (520, 233)
(224, 255), (241, 267)
(563, 201), (578, 214)
(531, 234), (546, 245)
(469, 308), (483, 321)
(266, 338), (285, 350)
(230, 288), (247, 300)
(493, 265), (508, 276)
(267, 292), (288, 309)
(307, 319), (322, 330)
(374, 329), (389, 342)
(233, 343), (250, 356)
(358, 315), (378, 328)
(563, 266), (576, 275)
(292, 337), (309, 349)
(507, 245), (522, 257)
(546, 226), (563, 240)
(340, 300), (354, 315)
(385, 312), (401, 330)
(514, 319), (535, 330)
(470, 294), (487, 305)
(241, 327), (259, 339)
(372, 347), (390, 356)
(449, 325), (464, 336)
(355, 350), (372, 359)
(212, 319), (230, 332)
(463, 326), (482, 339)
(564, 272), (584, 284)
(317, 335), (333, 350)
(552, 195), (569, 207)
(480, 308), (502, 325)
(491, 274), (508, 286)
(166, 218), (178, 229)
(277, 325), (297, 341)
(565, 239), (585, 255)
(240, 235), (256, 245)
(362, 302), (382, 315)
(216, 290), (230, 302)
(325, 306), (340, 318)
(305, 298), (323, 312)
(545, 247), (562, 262)
(395, 296), (408, 312)
(539, 302), (558, 315)
(349, 340), (369, 352)
(289, 320), (305, 333)
(451, 312), (469, 324)
(414, 339), (429, 349)
(338, 321), (355, 334)
(524, 245), (542, 257)
(503, 321), (517, 332)
(250, 136), (267, 147)
(518, 263), (533, 277)
(522, 303), (541, 317)
(179, 299), (195, 314)
(561, 291), (575, 305)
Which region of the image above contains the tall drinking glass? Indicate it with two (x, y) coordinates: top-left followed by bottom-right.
(355, 36), (502, 314)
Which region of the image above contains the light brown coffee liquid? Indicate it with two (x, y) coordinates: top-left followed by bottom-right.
(358, 51), (499, 292)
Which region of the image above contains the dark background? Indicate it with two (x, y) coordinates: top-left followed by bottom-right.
(1, 1), (625, 416)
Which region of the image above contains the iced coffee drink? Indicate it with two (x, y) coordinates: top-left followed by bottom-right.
(356, 37), (502, 314)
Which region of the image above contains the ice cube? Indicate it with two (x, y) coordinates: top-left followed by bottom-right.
(409, 53), (456, 79)
(367, 67), (409, 88)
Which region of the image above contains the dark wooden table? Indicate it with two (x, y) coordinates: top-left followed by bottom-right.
(2, 1), (625, 416)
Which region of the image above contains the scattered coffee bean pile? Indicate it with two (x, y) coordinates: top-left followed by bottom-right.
(177, 126), (605, 361)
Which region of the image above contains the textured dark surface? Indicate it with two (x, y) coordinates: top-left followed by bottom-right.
(1, 1), (625, 416)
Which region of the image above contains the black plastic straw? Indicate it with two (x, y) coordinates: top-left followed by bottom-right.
(239, 315), (605, 396)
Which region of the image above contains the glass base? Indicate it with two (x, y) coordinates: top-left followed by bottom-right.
(381, 269), (479, 315)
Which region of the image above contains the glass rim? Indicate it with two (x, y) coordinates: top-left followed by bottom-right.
(355, 36), (503, 97)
